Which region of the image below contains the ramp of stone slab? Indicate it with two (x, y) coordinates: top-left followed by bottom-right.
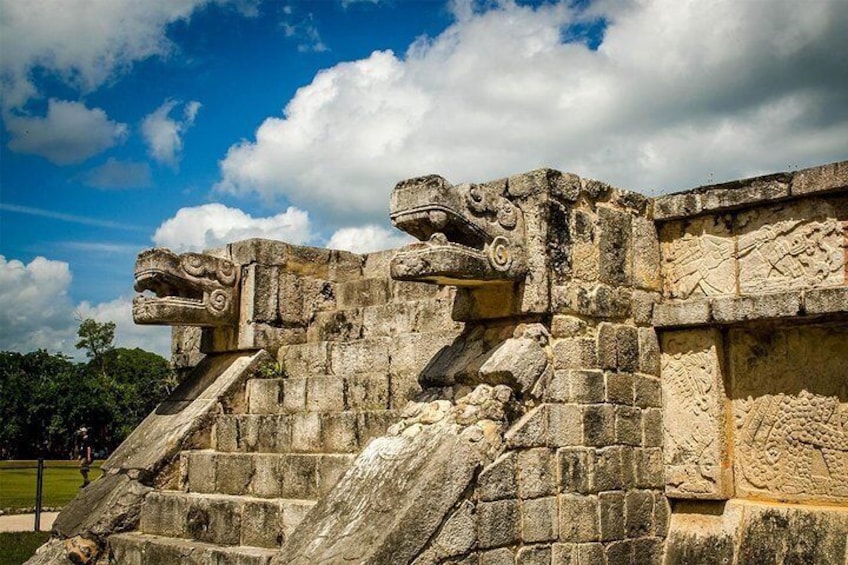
(274, 427), (486, 565)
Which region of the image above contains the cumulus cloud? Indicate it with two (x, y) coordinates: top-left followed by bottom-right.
(217, 0), (848, 221)
(81, 158), (152, 189)
(142, 100), (202, 167)
(152, 203), (313, 252)
(0, 0), (232, 110)
(0, 256), (170, 357)
(326, 225), (412, 253)
(5, 99), (128, 164)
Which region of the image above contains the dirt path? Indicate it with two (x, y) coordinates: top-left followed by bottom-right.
(0, 512), (58, 532)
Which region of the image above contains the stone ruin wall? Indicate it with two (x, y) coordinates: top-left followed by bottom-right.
(653, 162), (848, 564)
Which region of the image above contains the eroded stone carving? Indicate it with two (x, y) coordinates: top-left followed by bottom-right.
(390, 175), (528, 285)
(735, 392), (848, 502)
(133, 248), (238, 326)
(737, 218), (843, 294)
(661, 329), (731, 499)
(660, 217), (735, 299)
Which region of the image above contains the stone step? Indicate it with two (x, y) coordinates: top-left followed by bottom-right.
(245, 374), (391, 414)
(139, 491), (313, 549)
(181, 451), (355, 500)
(213, 410), (399, 454)
(109, 532), (278, 565)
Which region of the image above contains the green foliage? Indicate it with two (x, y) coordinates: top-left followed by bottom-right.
(0, 319), (175, 460)
(257, 360), (286, 379)
(0, 532), (50, 565)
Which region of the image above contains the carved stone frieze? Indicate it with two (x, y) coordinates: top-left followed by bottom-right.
(660, 216), (735, 299)
(661, 329), (732, 499)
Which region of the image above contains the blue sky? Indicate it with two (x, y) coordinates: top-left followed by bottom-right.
(2, 0), (847, 357)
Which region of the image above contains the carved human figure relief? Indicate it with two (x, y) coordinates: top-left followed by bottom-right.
(661, 329), (731, 499)
(735, 391), (848, 502)
(660, 217), (735, 299)
(737, 218), (843, 294)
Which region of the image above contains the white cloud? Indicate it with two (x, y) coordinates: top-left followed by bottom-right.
(82, 158), (152, 189)
(0, 0), (234, 110)
(152, 203), (313, 252)
(5, 99), (128, 164)
(142, 99), (202, 167)
(217, 0), (848, 221)
(326, 225), (412, 254)
(0, 255), (170, 357)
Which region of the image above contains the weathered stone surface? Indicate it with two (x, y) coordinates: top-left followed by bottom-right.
(790, 160), (848, 196)
(804, 286), (848, 314)
(274, 430), (488, 565)
(104, 351), (269, 476)
(661, 329), (731, 499)
(479, 328), (549, 394)
(652, 299), (711, 327)
(660, 215), (735, 300)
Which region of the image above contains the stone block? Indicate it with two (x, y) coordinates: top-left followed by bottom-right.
(251, 454), (282, 498)
(598, 206), (632, 286)
(634, 448), (664, 489)
(557, 447), (594, 494)
(632, 216), (661, 291)
(551, 282), (630, 319)
(241, 499), (284, 548)
(516, 545), (552, 565)
(478, 452), (518, 502)
(711, 292), (801, 323)
(477, 499), (520, 549)
(193, 497), (242, 545)
(480, 548), (515, 565)
(605, 540), (633, 565)
(550, 315), (587, 338)
(331, 338), (389, 375)
(214, 417), (238, 452)
(247, 379), (282, 414)
(337, 278), (389, 309)
(605, 372), (633, 405)
(597, 323), (617, 370)
(661, 328), (731, 499)
(280, 455), (318, 499)
(631, 290), (661, 327)
(594, 446), (630, 492)
(615, 405), (643, 446)
(216, 453), (254, 495)
(388, 332), (452, 375)
(642, 408), (663, 448)
(282, 377), (307, 413)
(625, 490), (654, 537)
(659, 215), (735, 299)
(479, 336), (549, 394)
(544, 370), (570, 403)
(345, 373), (389, 410)
(140, 492), (188, 538)
(185, 451), (216, 493)
(278, 342), (330, 379)
(506, 405), (548, 448)
(316, 454), (354, 496)
(521, 496), (558, 543)
(615, 325), (639, 372)
(633, 537), (664, 564)
(652, 493), (670, 537)
(356, 411), (399, 445)
(633, 374), (662, 408)
(551, 543), (577, 564)
(637, 327), (661, 375)
(547, 403), (582, 447)
(582, 405), (615, 447)
(430, 500), (477, 558)
(517, 448), (556, 499)
(654, 299), (712, 328)
(804, 286), (848, 314)
(389, 371), (422, 409)
(321, 412), (359, 453)
(791, 160), (848, 195)
(290, 412), (322, 453)
(568, 370), (605, 404)
(558, 494), (599, 542)
(307, 309), (363, 342)
(599, 491), (625, 541)
(552, 336), (598, 371)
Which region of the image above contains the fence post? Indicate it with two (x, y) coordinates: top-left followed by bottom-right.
(34, 458), (44, 532)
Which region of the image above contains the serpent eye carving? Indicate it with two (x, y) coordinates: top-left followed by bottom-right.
(182, 254), (208, 278)
(208, 289), (230, 314)
(467, 185), (489, 215)
(217, 261), (237, 285)
(488, 236), (513, 271)
(496, 200), (517, 229)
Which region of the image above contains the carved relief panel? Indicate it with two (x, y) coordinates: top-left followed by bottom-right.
(736, 199), (845, 294)
(730, 324), (848, 504)
(660, 216), (736, 299)
(661, 329), (733, 499)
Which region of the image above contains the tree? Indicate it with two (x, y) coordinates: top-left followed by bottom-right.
(75, 317), (115, 376)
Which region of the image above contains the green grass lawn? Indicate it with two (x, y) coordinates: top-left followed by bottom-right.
(0, 461), (102, 511)
(0, 532), (50, 565)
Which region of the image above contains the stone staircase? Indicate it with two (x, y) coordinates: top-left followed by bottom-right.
(108, 347), (402, 564)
